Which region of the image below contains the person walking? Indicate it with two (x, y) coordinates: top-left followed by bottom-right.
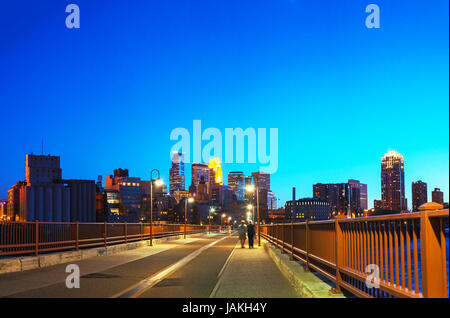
(237, 220), (247, 248)
(247, 220), (256, 248)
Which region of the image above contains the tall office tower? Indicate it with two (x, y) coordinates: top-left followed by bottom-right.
(252, 171), (270, 190)
(381, 151), (407, 211)
(243, 175), (253, 202)
(348, 179), (368, 210)
(432, 188), (444, 204)
(191, 163), (210, 193)
(228, 171), (245, 201)
(267, 191), (277, 210)
(412, 180), (428, 211)
(96, 175), (103, 192)
(169, 152), (185, 194)
(208, 158), (223, 185)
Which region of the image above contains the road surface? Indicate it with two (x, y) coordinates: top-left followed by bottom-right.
(0, 232), (298, 298)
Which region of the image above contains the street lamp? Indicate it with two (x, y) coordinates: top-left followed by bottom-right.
(209, 207), (215, 234)
(184, 197), (194, 239)
(221, 213), (226, 229)
(247, 204), (254, 222)
(150, 169), (163, 247)
(245, 184), (260, 246)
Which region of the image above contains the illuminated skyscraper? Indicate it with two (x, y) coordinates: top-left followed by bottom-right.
(412, 180), (427, 211)
(381, 151), (407, 211)
(228, 171), (245, 201)
(348, 179), (368, 210)
(191, 163), (210, 193)
(169, 152), (185, 194)
(252, 171), (270, 191)
(208, 158), (223, 193)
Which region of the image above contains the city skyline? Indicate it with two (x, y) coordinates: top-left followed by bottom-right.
(2, 148), (448, 211)
(1, 0), (448, 208)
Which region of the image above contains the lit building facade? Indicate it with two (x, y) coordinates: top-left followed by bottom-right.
(267, 191), (277, 210)
(191, 163), (210, 194)
(348, 179), (368, 210)
(169, 152), (185, 194)
(412, 180), (427, 211)
(286, 198), (331, 221)
(381, 151), (407, 211)
(0, 199), (7, 220)
(104, 170), (141, 222)
(252, 171), (270, 191)
(313, 182), (359, 216)
(228, 171), (245, 201)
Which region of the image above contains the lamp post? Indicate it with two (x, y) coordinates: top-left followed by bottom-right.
(247, 204), (254, 223)
(246, 184), (260, 246)
(209, 207), (215, 234)
(221, 213), (226, 230)
(150, 169), (163, 247)
(184, 197), (194, 239)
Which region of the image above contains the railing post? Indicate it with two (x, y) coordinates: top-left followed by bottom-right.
(34, 220), (39, 256)
(104, 222), (107, 247)
(290, 221), (294, 260)
(75, 222), (79, 251)
(420, 209), (448, 298)
(305, 220), (310, 271)
(124, 223), (128, 243)
(281, 224), (285, 253)
(333, 219), (343, 294)
(140, 222), (143, 241)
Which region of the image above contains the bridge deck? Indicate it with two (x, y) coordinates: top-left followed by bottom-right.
(0, 232), (298, 298)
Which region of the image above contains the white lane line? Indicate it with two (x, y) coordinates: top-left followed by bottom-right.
(111, 235), (229, 298)
(209, 240), (239, 298)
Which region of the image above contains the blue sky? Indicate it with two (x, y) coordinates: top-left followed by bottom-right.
(0, 0), (448, 207)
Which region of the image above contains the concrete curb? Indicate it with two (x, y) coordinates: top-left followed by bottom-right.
(0, 232), (202, 275)
(263, 241), (346, 298)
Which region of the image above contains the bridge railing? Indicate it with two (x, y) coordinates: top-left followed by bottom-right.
(0, 222), (219, 257)
(261, 209), (448, 298)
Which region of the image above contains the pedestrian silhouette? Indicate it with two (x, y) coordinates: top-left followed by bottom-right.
(247, 221), (255, 248)
(237, 220), (247, 248)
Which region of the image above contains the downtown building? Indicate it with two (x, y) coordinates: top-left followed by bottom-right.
(191, 163), (210, 195)
(285, 198), (331, 221)
(381, 151), (407, 211)
(7, 154), (96, 222)
(103, 169), (142, 222)
(348, 179), (368, 210)
(412, 180), (427, 211)
(169, 152), (185, 194)
(432, 188), (444, 205)
(228, 171), (245, 201)
(313, 182), (360, 217)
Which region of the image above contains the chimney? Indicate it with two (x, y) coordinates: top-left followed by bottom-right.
(292, 187), (296, 220)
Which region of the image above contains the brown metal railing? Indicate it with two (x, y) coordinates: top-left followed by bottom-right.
(261, 209), (449, 298)
(0, 222), (219, 257)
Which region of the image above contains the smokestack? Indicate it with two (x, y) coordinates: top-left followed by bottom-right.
(292, 187), (296, 219)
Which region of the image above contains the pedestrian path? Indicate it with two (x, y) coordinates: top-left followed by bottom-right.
(210, 239), (299, 298)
